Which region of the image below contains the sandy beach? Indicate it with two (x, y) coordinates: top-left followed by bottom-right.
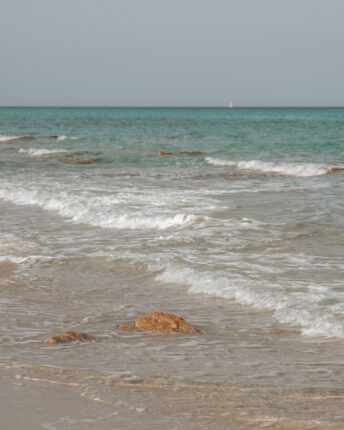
(2, 359), (344, 429)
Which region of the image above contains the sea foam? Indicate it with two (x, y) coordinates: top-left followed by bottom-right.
(55, 135), (78, 141)
(0, 134), (31, 143)
(156, 265), (344, 339)
(0, 186), (197, 231)
(205, 157), (344, 177)
(19, 148), (70, 157)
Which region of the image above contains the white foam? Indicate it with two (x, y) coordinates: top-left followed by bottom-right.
(0, 232), (56, 265)
(205, 157), (237, 167)
(57, 135), (67, 141)
(205, 157), (344, 177)
(19, 148), (70, 157)
(0, 134), (30, 143)
(0, 255), (54, 264)
(56, 135), (78, 141)
(92, 213), (196, 230)
(0, 187), (197, 231)
(156, 265), (344, 339)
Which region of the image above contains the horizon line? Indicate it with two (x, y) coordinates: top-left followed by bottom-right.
(0, 105), (344, 109)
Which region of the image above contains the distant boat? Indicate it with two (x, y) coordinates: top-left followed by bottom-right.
(229, 101), (233, 108)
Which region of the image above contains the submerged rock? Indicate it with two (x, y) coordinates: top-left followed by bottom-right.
(44, 331), (98, 344)
(157, 150), (206, 156)
(158, 150), (174, 156)
(327, 166), (344, 174)
(59, 159), (93, 165)
(119, 312), (200, 334)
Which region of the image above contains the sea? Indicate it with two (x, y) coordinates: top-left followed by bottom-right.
(0, 107), (344, 429)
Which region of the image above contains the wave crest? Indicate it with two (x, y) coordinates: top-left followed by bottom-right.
(205, 157), (344, 177)
(0, 134), (32, 143)
(0, 187), (197, 231)
(19, 148), (71, 157)
(156, 265), (344, 339)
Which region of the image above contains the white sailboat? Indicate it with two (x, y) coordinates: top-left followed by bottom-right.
(229, 101), (233, 108)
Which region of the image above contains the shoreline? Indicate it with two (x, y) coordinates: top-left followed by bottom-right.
(1, 106), (344, 429)
(1, 362), (344, 430)
(1, 235), (344, 429)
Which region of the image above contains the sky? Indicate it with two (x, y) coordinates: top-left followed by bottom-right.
(0, 0), (343, 107)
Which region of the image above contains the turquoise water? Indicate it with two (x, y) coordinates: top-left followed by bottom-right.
(1, 107), (344, 428)
(1, 106), (344, 334)
(1, 107), (344, 163)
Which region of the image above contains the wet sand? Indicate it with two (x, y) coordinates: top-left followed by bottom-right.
(1, 244), (344, 429)
(0, 368), (119, 430)
(1, 363), (344, 430)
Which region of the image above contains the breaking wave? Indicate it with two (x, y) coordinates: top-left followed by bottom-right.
(56, 135), (78, 141)
(0, 134), (32, 143)
(19, 148), (71, 157)
(57, 135), (68, 141)
(205, 157), (344, 177)
(0, 187), (196, 231)
(156, 265), (344, 339)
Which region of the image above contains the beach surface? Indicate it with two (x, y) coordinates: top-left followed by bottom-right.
(1, 107), (344, 428)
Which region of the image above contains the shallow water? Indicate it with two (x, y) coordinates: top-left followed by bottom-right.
(1, 107), (344, 428)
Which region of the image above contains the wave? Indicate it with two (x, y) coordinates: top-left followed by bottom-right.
(57, 135), (68, 141)
(0, 187), (197, 231)
(156, 265), (344, 339)
(0, 255), (55, 264)
(56, 135), (78, 141)
(48, 135), (78, 141)
(19, 148), (71, 157)
(205, 157), (344, 177)
(102, 213), (196, 230)
(0, 134), (32, 143)
(0, 134), (78, 143)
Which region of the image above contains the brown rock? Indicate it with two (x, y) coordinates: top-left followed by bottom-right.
(59, 159), (93, 165)
(44, 331), (98, 344)
(119, 312), (200, 334)
(157, 150), (206, 156)
(118, 324), (136, 330)
(158, 150), (174, 156)
(328, 166), (344, 174)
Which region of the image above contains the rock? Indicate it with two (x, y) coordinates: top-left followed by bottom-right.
(157, 150), (206, 156)
(59, 159), (93, 165)
(328, 166), (344, 174)
(158, 150), (174, 156)
(118, 324), (136, 330)
(119, 312), (200, 334)
(44, 331), (98, 344)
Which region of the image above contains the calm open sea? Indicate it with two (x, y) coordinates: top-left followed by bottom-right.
(1, 107), (344, 429)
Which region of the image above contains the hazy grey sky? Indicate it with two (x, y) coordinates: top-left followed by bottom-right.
(1, 0), (343, 106)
